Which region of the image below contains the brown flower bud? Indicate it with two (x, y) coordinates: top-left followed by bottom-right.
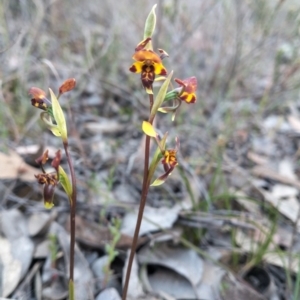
(59, 78), (76, 95)
(51, 150), (61, 171)
(35, 150), (49, 165)
(43, 184), (55, 209)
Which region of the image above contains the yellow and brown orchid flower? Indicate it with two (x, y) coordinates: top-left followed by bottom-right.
(29, 78), (76, 112)
(129, 37), (168, 93)
(29, 87), (51, 110)
(129, 49), (167, 94)
(151, 137), (180, 186)
(35, 150), (61, 209)
(162, 148), (178, 175)
(175, 76), (197, 103)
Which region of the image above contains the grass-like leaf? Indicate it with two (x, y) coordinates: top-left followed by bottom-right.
(151, 71), (173, 118)
(49, 88), (68, 142)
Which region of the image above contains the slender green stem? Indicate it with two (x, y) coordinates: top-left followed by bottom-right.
(122, 94), (154, 300)
(63, 141), (77, 300)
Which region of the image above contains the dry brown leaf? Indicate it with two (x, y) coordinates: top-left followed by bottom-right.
(28, 211), (57, 237)
(251, 165), (300, 189)
(16, 145), (57, 158)
(221, 273), (265, 300)
(0, 237), (22, 297)
(252, 159), (300, 226)
(264, 253), (299, 273)
(231, 189), (262, 215)
(288, 115), (300, 132)
(247, 151), (269, 166)
(52, 222), (94, 299)
(235, 225), (274, 254)
(66, 215), (146, 249)
(121, 205), (180, 237)
(123, 250), (144, 299)
(138, 243), (204, 287)
(195, 261), (225, 300)
(0, 150), (39, 181)
(96, 288), (121, 300)
(259, 184), (300, 223)
(141, 266), (196, 299)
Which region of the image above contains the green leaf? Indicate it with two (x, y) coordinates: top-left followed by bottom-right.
(148, 133), (167, 183)
(49, 88), (68, 142)
(40, 112), (61, 137)
(150, 178), (165, 186)
(142, 121), (157, 137)
(144, 4), (157, 39)
(58, 166), (72, 198)
(150, 71), (173, 118)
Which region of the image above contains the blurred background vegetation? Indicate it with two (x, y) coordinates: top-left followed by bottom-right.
(1, 0), (300, 206)
(1, 0), (300, 145)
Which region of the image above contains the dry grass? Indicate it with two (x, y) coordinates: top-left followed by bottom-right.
(0, 0), (299, 144)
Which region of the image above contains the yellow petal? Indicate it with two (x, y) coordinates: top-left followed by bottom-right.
(142, 121), (157, 137)
(145, 86), (153, 95)
(155, 76), (167, 82)
(153, 62), (167, 75)
(129, 61), (143, 73)
(158, 108), (168, 113)
(180, 91), (196, 103)
(151, 178), (165, 186)
(44, 202), (54, 209)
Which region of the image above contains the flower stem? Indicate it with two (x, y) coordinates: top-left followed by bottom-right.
(63, 141), (77, 300)
(122, 94), (154, 300)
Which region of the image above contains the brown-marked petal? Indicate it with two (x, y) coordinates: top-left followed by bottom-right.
(31, 98), (48, 110)
(51, 150), (61, 171)
(135, 38), (152, 51)
(129, 61), (143, 73)
(35, 150), (49, 165)
(162, 149), (178, 168)
(29, 87), (47, 100)
(158, 48), (169, 60)
(180, 91), (196, 103)
(153, 62), (167, 76)
(141, 65), (155, 91)
(35, 173), (47, 185)
(29, 87), (52, 110)
(151, 166), (174, 186)
(132, 50), (162, 64)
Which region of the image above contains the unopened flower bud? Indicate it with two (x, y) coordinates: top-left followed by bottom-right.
(59, 78), (76, 95)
